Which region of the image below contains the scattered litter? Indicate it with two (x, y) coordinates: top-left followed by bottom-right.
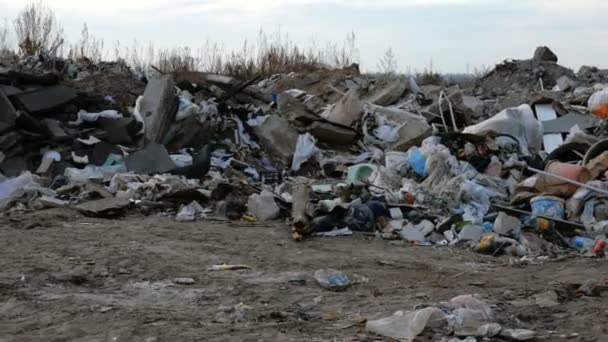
(208, 265), (252, 271)
(173, 277), (196, 285)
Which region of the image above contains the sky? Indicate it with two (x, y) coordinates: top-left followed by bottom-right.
(0, 0), (607, 73)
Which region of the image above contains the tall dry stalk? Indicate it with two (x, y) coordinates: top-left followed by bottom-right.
(13, 1), (64, 56)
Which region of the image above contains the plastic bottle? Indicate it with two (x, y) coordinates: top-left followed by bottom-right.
(592, 240), (606, 255)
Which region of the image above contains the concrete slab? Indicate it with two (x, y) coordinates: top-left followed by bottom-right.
(13, 85), (77, 114)
(125, 143), (176, 174)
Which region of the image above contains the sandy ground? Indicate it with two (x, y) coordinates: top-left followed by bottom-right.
(1, 208), (608, 342)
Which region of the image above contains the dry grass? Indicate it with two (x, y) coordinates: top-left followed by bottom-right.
(415, 59), (444, 85)
(67, 23), (104, 63)
(2, 3), (457, 85)
(114, 30), (360, 79)
(13, 1), (64, 56)
(0, 19), (10, 56)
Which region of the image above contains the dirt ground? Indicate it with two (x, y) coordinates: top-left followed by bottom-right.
(1, 209), (608, 342)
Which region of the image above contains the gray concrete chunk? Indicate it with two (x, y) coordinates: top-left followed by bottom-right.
(13, 85), (77, 114)
(140, 75), (178, 145)
(253, 115), (299, 164)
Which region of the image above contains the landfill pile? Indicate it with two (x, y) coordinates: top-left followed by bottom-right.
(2, 46), (608, 263)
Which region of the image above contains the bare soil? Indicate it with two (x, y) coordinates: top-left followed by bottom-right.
(1, 209), (608, 341)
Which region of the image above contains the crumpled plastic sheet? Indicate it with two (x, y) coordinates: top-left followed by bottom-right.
(235, 117), (259, 148)
(133, 96), (146, 136)
(69, 110), (123, 126)
(564, 124), (600, 146)
(109, 173), (202, 201)
(292, 133), (321, 171)
(566, 180), (608, 219)
(175, 92), (201, 121)
(366, 307), (446, 340)
(247, 190), (280, 221)
(246, 115), (269, 127)
(64, 164), (127, 183)
(0, 172), (56, 210)
(463, 104), (542, 156)
(176, 200), (206, 222)
(459, 180), (508, 225)
(170, 152), (194, 168)
(200, 98), (218, 117)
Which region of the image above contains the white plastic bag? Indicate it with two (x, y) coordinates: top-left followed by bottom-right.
(0, 172), (36, 201)
(175, 94), (201, 121)
(69, 110), (123, 126)
(64, 164), (127, 183)
(170, 153), (193, 168)
(366, 307), (446, 341)
(176, 201), (206, 222)
(463, 104), (542, 156)
(291, 133), (320, 171)
(247, 190), (280, 221)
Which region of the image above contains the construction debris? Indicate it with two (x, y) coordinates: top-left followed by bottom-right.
(0, 46), (607, 265)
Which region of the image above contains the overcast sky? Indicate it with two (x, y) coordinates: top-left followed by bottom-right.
(0, 0), (606, 73)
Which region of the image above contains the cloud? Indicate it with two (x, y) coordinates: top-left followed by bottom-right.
(0, 0), (603, 17)
(0, 0), (500, 16)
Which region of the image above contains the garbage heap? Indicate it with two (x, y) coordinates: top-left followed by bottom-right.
(2, 47), (608, 259)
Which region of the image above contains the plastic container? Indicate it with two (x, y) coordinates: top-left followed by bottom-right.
(592, 240), (606, 254)
(530, 196), (565, 219)
(407, 148), (427, 177)
(314, 269), (350, 292)
(482, 222), (494, 233)
(345, 164), (378, 184)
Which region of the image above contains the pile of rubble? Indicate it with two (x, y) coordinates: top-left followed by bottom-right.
(2, 46), (608, 264)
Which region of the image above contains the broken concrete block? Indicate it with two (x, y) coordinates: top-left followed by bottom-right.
(38, 195), (69, 208)
(458, 225), (483, 242)
(76, 197), (131, 218)
(533, 290), (559, 308)
(499, 328), (536, 341)
(164, 115), (213, 151)
(0, 90), (18, 133)
(390, 120), (433, 151)
(253, 115), (299, 164)
(0, 156), (27, 177)
(325, 89), (363, 127)
(13, 85), (78, 114)
(97, 117), (139, 145)
(125, 143), (176, 174)
(303, 96), (325, 114)
(91, 142), (124, 166)
(462, 96), (485, 118)
(427, 89), (464, 115)
(400, 223), (427, 242)
(140, 75), (178, 145)
(493, 212), (522, 238)
(42, 119), (69, 141)
(367, 81), (408, 106)
(533, 46), (558, 63)
(0, 85), (22, 96)
(0, 131), (21, 153)
(553, 75), (576, 92)
(278, 92), (318, 124)
(308, 121), (357, 146)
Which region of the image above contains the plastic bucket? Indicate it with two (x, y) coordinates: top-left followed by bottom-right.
(530, 195), (565, 219)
